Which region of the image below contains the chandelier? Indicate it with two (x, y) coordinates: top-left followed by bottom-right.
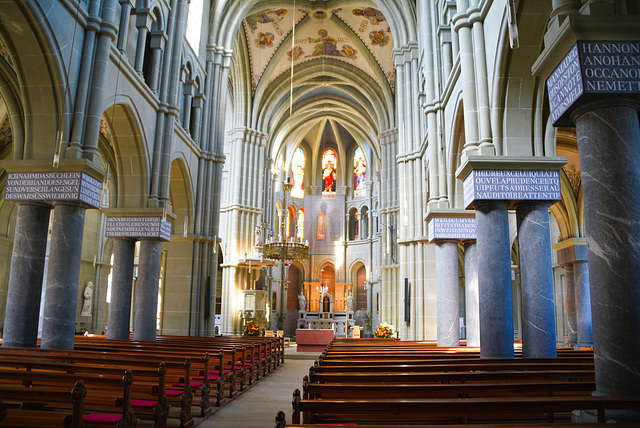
(264, 180), (309, 262)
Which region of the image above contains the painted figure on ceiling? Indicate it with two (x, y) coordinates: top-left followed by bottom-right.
(308, 29), (343, 57)
(245, 9), (287, 32)
(353, 8), (385, 25)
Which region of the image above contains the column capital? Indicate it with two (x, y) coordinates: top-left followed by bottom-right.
(426, 209), (476, 243)
(553, 237), (588, 264)
(457, 156), (567, 210)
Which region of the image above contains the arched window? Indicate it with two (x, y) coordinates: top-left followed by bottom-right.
(354, 147), (366, 197)
(291, 147), (305, 198)
(297, 208), (305, 239)
(361, 206), (369, 239)
(287, 265), (300, 310)
(348, 207), (358, 241)
(322, 149), (337, 193)
(357, 265), (367, 310)
(286, 206), (296, 238)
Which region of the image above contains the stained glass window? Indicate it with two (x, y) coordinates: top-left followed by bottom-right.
(322, 149), (337, 193)
(354, 147), (366, 197)
(291, 147), (305, 199)
(297, 208), (305, 239)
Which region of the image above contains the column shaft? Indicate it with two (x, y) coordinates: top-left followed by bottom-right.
(516, 202), (557, 357)
(464, 241), (480, 347)
(575, 104), (640, 397)
(133, 239), (162, 341)
(573, 260), (593, 347)
(563, 263), (578, 346)
(475, 200), (514, 358)
(436, 241), (460, 346)
(41, 204), (86, 350)
(107, 239), (136, 339)
(2, 204), (50, 348)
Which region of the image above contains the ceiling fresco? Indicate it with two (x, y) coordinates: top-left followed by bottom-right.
(242, 5), (394, 92)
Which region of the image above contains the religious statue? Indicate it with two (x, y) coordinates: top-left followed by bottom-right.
(81, 281), (93, 317)
(298, 293), (307, 311)
(347, 293), (354, 312)
(323, 160), (336, 192)
(255, 225), (262, 247)
(354, 157), (366, 190)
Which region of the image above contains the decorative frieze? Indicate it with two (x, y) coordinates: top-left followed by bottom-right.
(548, 41), (640, 126)
(105, 216), (171, 241)
(5, 171), (101, 208)
(463, 170), (561, 209)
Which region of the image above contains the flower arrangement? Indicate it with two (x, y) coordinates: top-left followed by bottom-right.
(374, 322), (394, 339)
(243, 320), (260, 336)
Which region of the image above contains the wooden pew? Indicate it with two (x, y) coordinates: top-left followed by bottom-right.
(0, 349), (193, 428)
(291, 389), (640, 424)
(0, 374), (136, 428)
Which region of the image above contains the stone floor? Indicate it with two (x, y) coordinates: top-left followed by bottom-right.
(196, 345), (318, 428)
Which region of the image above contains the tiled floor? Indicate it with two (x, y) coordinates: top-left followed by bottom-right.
(196, 346), (319, 428)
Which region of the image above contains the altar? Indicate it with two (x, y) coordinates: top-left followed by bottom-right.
(296, 329), (334, 352)
(297, 292), (355, 337)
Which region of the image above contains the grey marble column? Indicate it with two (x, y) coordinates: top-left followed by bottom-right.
(41, 204), (86, 350)
(2, 204), (50, 348)
(107, 238), (136, 339)
(475, 200), (514, 358)
(563, 263), (578, 346)
(516, 201), (557, 358)
(464, 241), (480, 347)
(133, 239), (162, 341)
(574, 104), (640, 398)
(436, 241), (460, 346)
(573, 260), (593, 348)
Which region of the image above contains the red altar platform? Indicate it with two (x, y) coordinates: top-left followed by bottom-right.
(296, 329), (334, 352)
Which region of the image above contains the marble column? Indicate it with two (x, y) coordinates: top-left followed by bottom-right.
(133, 11), (150, 75)
(563, 263), (578, 346)
(2, 204), (50, 348)
(573, 260), (593, 348)
(574, 103), (640, 398)
(147, 31), (166, 93)
(107, 238), (136, 339)
(464, 241), (480, 347)
(436, 241), (460, 346)
(475, 200), (514, 358)
(133, 239), (163, 341)
(41, 204), (86, 350)
(516, 201), (557, 358)
(116, 0), (133, 53)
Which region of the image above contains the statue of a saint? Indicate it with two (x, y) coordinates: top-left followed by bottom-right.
(298, 293), (307, 311)
(81, 281), (94, 317)
(346, 293), (354, 312)
(255, 225), (262, 247)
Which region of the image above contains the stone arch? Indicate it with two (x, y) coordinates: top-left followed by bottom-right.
(169, 155), (193, 237)
(0, 1), (69, 159)
(446, 95), (465, 209)
(100, 100), (149, 207)
(493, 1), (552, 156)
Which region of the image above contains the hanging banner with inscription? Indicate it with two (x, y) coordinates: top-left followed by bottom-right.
(428, 217), (476, 242)
(463, 170), (561, 209)
(4, 171), (101, 208)
(106, 217), (172, 241)
(548, 41), (640, 126)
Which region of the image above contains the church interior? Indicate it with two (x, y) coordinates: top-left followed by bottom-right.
(0, 0), (639, 425)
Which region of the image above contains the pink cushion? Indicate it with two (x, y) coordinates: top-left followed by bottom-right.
(193, 375), (205, 380)
(83, 413), (122, 424)
(173, 382), (204, 388)
(131, 399), (157, 408)
(165, 389), (183, 397)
